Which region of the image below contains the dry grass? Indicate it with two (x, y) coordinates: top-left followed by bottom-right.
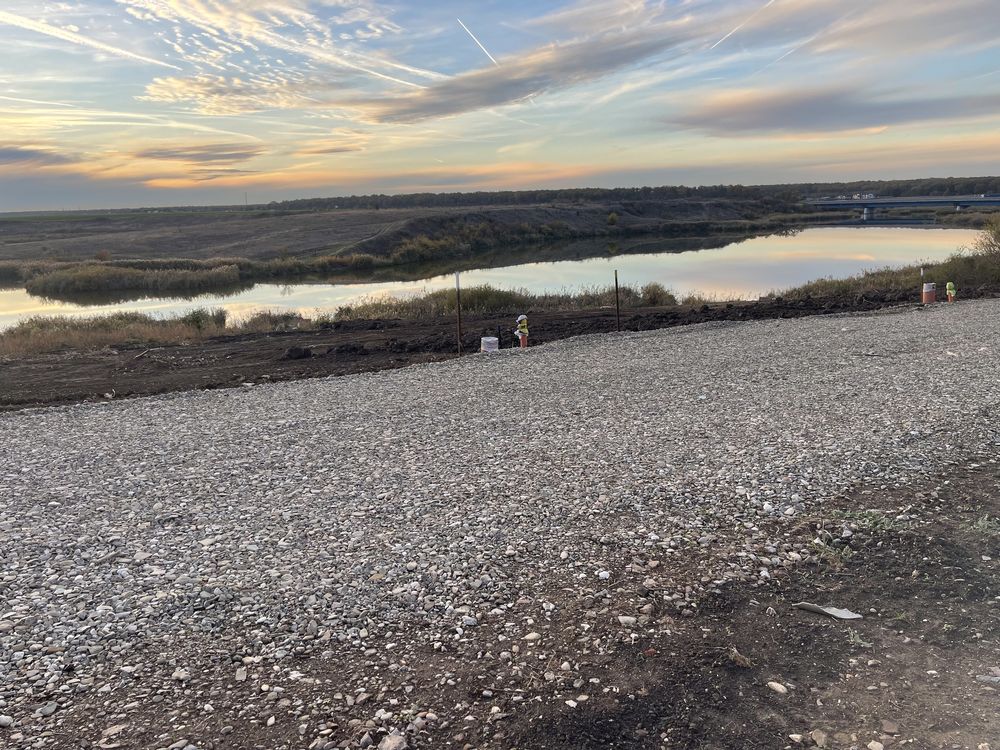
(0, 312), (222, 358)
(0, 307), (337, 357)
(333, 282), (680, 320)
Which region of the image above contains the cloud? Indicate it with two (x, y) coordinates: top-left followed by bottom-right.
(524, 1), (664, 36)
(139, 73), (323, 114)
(140, 160), (599, 191)
(294, 137), (367, 156)
(132, 143), (266, 164)
(117, 0), (443, 87)
(0, 145), (75, 166)
(672, 86), (1000, 135)
(355, 21), (696, 122)
(0, 9), (180, 69)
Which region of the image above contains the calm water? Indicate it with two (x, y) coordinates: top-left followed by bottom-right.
(0, 227), (979, 330)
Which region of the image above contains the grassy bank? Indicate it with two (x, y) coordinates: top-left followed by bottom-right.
(0, 308), (314, 358)
(0, 283), (678, 356)
(1, 254), (381, 300)
(334, 282), (678, 320)
(780, 219), (1000, 299)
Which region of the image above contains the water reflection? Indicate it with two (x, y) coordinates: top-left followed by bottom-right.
(0, 227), (979, 330)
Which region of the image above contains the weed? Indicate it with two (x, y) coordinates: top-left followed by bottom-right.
(833, 509), (899, 533)
(810, 539), (855, 568)
(845, 628), (873, 649)
(968, 514), (1000, 534)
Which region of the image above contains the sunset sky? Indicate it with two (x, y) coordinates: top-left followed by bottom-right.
(2, 0), (1000, 210)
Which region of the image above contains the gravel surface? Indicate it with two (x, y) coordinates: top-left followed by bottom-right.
(2, 300), (999, 749)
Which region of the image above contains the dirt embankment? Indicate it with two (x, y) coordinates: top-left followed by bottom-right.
(0, 289), (981, 412)
(0, 199), (808, 264)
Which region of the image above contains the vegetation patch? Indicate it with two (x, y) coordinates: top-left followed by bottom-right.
(333, 282), (679, 320)
(0, 308), (300, 357)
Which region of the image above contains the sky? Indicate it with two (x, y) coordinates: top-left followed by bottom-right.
(1, 0), (1000, 210)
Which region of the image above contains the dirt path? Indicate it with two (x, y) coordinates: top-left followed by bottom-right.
(0, 294), (914, 411)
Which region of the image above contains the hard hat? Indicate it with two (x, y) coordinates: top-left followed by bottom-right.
(517, 314), (527, 322)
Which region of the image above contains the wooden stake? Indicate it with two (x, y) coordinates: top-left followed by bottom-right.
(455, 272), (463, 354)
(614, 269), (621, 332)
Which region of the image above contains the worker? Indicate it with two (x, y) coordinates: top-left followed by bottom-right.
(946, 281), (957, 303)
(514, 314), (529, 348)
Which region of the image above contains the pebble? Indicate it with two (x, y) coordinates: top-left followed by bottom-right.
(378, 733), (407, 750)
(767, 681), (788, 695)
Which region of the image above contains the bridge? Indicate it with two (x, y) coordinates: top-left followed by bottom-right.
(808, 195), (1000, 221)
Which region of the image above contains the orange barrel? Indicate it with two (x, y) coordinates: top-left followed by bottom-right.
(921, 282), (936, 304)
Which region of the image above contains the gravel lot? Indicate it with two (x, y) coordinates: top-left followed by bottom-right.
(2, 300), (999, 749)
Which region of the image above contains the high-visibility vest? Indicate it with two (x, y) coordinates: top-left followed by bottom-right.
(516, 319), (528, 336)
(946, 282), (956, 295)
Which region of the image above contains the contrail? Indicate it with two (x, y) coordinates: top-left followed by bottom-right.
(0, 94), (76, 107)
(0, 10), (181, 70)
(710, 0), (778, 50)
(255, 27), (427, 89)
(749, 33), (818, 77)
(457, 18), (499, 67)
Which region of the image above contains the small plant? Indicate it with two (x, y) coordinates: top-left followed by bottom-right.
(607, 211), (619, 226)
(810, 539), (854, 568)
(640, 282), (678, 307)
(833, 509), (899, 533)
(969, 514), (1000, 534)
(94, 250), (112, 262)
(179, 307), (227, 331)
(845, 628), (873, 649)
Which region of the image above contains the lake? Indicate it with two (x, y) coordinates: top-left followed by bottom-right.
(0, 226), (980, 330)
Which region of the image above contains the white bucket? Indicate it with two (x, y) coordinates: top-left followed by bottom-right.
(480, 336), (499, 353)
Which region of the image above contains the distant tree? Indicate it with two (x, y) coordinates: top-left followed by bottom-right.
(607, 211), (619, 226)
(94, 250), (111, 262)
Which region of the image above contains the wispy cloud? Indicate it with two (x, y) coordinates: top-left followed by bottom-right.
(672, 85), (1000, 135)
(133, 143), (266, 164)
(356, 21), (696, 122)
(0, 9), (180, 69)
(117, 0), (444, 88)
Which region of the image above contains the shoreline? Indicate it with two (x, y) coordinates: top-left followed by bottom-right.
(3, 290), (992, 412)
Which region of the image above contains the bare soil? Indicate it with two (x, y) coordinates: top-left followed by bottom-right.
(0, 208), (456, 261)
(500, 458), (1000, 749)
(0, 293), (919, 412)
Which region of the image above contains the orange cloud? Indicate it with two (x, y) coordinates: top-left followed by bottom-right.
(140, 161), (600, 190)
